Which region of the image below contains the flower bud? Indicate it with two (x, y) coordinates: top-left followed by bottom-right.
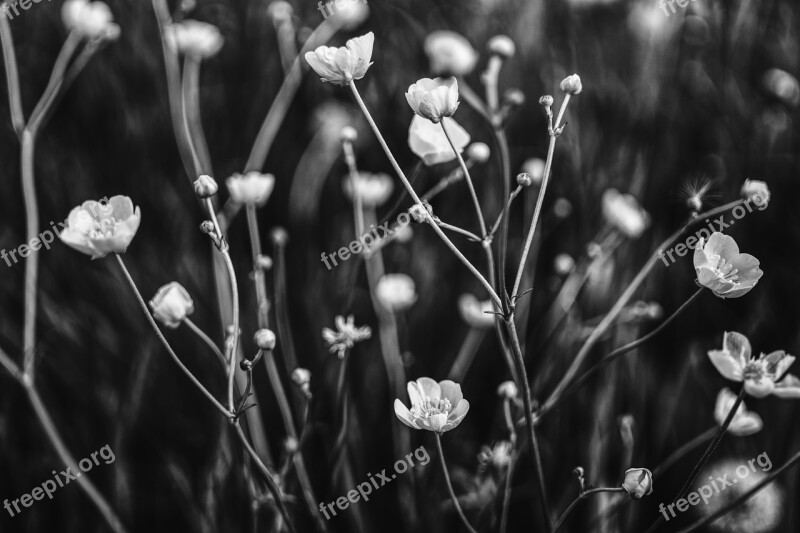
(522, 158), (545, 186)
(256, 255), (273, 271)
(341, 126), (358, 143)
(503, 89), (525, 107)
(497, 380), (518, 399)
(254, 329), (277, 350)
(149, 282), (194, 328)
(291, 367), (311, 386)
(487, 35), (515, 59)
(465, 142), (491, 164)
(194, 175), (218, 198)
(283, 435), (299, 454)
(740, 179), (770, 208)
(267, 1), (293, 23)
(622, 468), (653, 498)
(199, 220), (215, 234)
(516, 172), (533, 187)
(539, 95), (554, 107)
(424, 31), (479, 76)
(271, 227), (289, 246)
(560, 74), (583, 95)
(405, 77), (460, 124)
(554, 253), (575, 275)
(553, 197), (572, 218)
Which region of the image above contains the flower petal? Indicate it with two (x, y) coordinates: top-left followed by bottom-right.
(415, 377), (441, 402)
(763, 351), (794, 381)
(745, 378), (775, 398)
(723, 331), (752, 365)
(394, 399), (420, 430)
(772, 374), (800, 399)
(438, 380), (463, 405)
(708, 349), (744, 382)
(423, 413), (448, 433)
(705, 232), (740, 258)
(728, 412), (763, 436)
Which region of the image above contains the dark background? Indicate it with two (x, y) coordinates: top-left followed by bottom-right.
(0, 0), (798, 531)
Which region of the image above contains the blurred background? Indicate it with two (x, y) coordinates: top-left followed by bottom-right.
(0, 0), (799, 531)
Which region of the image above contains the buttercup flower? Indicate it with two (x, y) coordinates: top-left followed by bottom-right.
(740, 179), (770, 207)
(322, 315), (372, 359)
(149, 282), (194, 328)
(714, 388), (763, 436)
(458, 294), (495, 329)
(602, 189), (650, 238)
(226, 172), (276, 206)
(343, 172), (394, 207)
(375, 274), (417, 312)
(62, 0), (118, 40)
(622, 468), (653, 498)
(60, 196), (141, 259)
(694, 233), (763, 298)
(394, 378), (470, 433)
(707, 331), (800, 398)
(478, 441), (513, 471)
(406, 77), (460, 123)
(560, 74), (583, 95)
(466, 142), (490, 164)
(304, 32), (374, 86)
(166, 20), (224, 59)
(424, 31), (479, 76)
(408, 115), (470, 166)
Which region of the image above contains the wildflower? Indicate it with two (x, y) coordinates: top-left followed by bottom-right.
(62, 0), (117, 40)
(343, 172), (394, 207)
(465, 142), (491, 164)
(560, 74), (583, 95)
(375, 274), (417, 312)
(60, 196), (141, 259)
(714, 388), (762, 436)
(394, 377), (470, 433)
(408, 115), (471, 166)
(740, 179), (770, 207)
(149, 282), (194, 328)
(694, 233), (763, 298)
(707, 331), (800, 398)
(254, 329), (277, 351)
(487, 35), (515, 58)
(478, 441), (513, 471)
(457, 294), (495, 329)
(194, 175), (218, 198)
(602, 189), (649, 238)
(322, 315), (372, 359)
(226, 172), (276, 206)
(406, 77), (460, 124)
(304, 32), (374, 86)
(497, 381), (518, 399)
(424, 31), (479, 76)
(622, 468), (653, 498)
(166, 20), (224, 59)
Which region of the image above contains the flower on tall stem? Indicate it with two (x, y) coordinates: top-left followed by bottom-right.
(149, 282), (194, 328)
(424, 31), (478, 76)
(304, 32), (374, 86)
(166, 20), (224, 59)
(560, 74), (583, 95)
(740, 179), (770, 207)
(408, 115), (470, 166)
(322, 315), (372, 359)
(405, 77), (460, 123)
(707, 331), (800, 398)
(226, 172), (276, 206)
(714, 388), (763, 436)
(478, 441), (513, 472)
(60, 196), (141, 259)
(343, 172), (394, 207)
(375, 274), (417, 312)
(394, 378), (469, 433)
(694, 233), (762, 298)
(62, 0), (119, 40)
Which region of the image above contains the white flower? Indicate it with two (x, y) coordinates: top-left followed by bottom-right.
(740, 179), (770, 207)
(394, 378), (470, 433)
(166, 20), (224, 59)
(405, 77), (460, 123)
(560, 74), (583, 95)
(408, 115), (470, 166)
(60, 196), (141, 259)
(457, 294), (495, 329)
(622, 468), (653, 499)
(714, 388), (763, 436)
(375, 274), (417, 312)
(149, 282), (194, 328)
(305, 32), (374, 86)
(62, 0), (117, 40)
(478, 441), (513, 471)
(343, 172), (394, 207)
(424, 31), (478, 76)
(601, 188), (649, 238)
(226, 172), (276, 206)
(322, 315), (372, 359)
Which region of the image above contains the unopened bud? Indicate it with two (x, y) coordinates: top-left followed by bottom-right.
(409, 202), (432, 223)
(341, 126), (358, 143)
(271, 227), (289, 246)
(254, 328), (277, 350)
(560, 74), (583, 95)
(200, 220), (215, 234)
(283, 435), (299, 454)
(539, 95), (554, 107)
(194, 175), (219, 198)
(466, 142), (491, 164)
(497, 380), (518, 399)
(256, 255), (273, 270)
(516, 172), (533, 187)
(487, 35), (515, 59)
(503, 89), (525, 107)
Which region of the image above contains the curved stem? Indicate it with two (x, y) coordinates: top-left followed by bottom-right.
(437, 221), (481, 242)
(489, 185), (522, 238)
(27, 31), (82, 134)
(543, 287), (704, 416)
(435, 434), (478, 533)
(494, 127), (512, 307)
(183, 317), (227, 369)
(272, 237), (299, 373)
(553, 487), (625, 532)
(20, 129), (38, 376)
(441, 120), (487, 237)
(652, 426), (716, 478)
(182, 56), (212, 174)
(114, 254), (232, 418)
(0, 14), (24, 134)
(500, 398), (517, 533)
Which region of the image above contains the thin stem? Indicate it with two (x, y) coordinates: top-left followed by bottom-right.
(435, 434), (478, 533)
(494, 127), (512, 309)
(183, 317), (227, 369)
(553, 487), (625, 532)
(674, 447), (800, 533)
(457, 77), (491, 123)
(114, 254), (232, 418)
(0, 346), (21, 381)
(542, 287), (704, 417)
(437, 221), (482, 242)
(441, 120), (487, 237)
(273, 234), (300, 373)
(27, 31), (82, 134)
(489, 185), (522, 238)
(643, 387), (746, 533)
(245, 205), (271, 329)
(539, 200), (747, 417)
(349, 81), (501, 309)
(182, 56), (212, 173)
(500, 398), (517, 533)
(20, 129), (38, 377)
(0, 14), (24, 134)
(179, 56), (202, 175)
(652, 426), (717, 478)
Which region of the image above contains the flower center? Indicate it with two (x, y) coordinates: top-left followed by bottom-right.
(410, 396), (452, 420)
(710, 255), (740, 282)
(743, 361), (765, 382)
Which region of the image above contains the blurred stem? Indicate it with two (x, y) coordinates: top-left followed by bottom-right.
(0, 14), (24, 135)
(500, 398), (517, 533)
(20, 130), (38, 377)
(539, 199), (746, 419)
(441, 120), (487, 237)
(273, 232), (300, 374)
(435, 434), (478, 533)
(342, 138), (365, 236)
(540, 287), (704, 417)
(27, 31), (81, 134)
(494, 127), (512, 309)
(457, 77), (491, 122)
(553, 487), (625, 532)
(183, 318), (227, 369)
(245, 206), (271, 329)
(644, 387), (746, 533)
(652, 426), (716, 478)
(349, 81), (502, 309)
(182, 56), (212, 174)
(114, 254), (232, 418)
(674, 447), (800, 533)
(482, 56), (503, 114)
(446, 327), (486, 382)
